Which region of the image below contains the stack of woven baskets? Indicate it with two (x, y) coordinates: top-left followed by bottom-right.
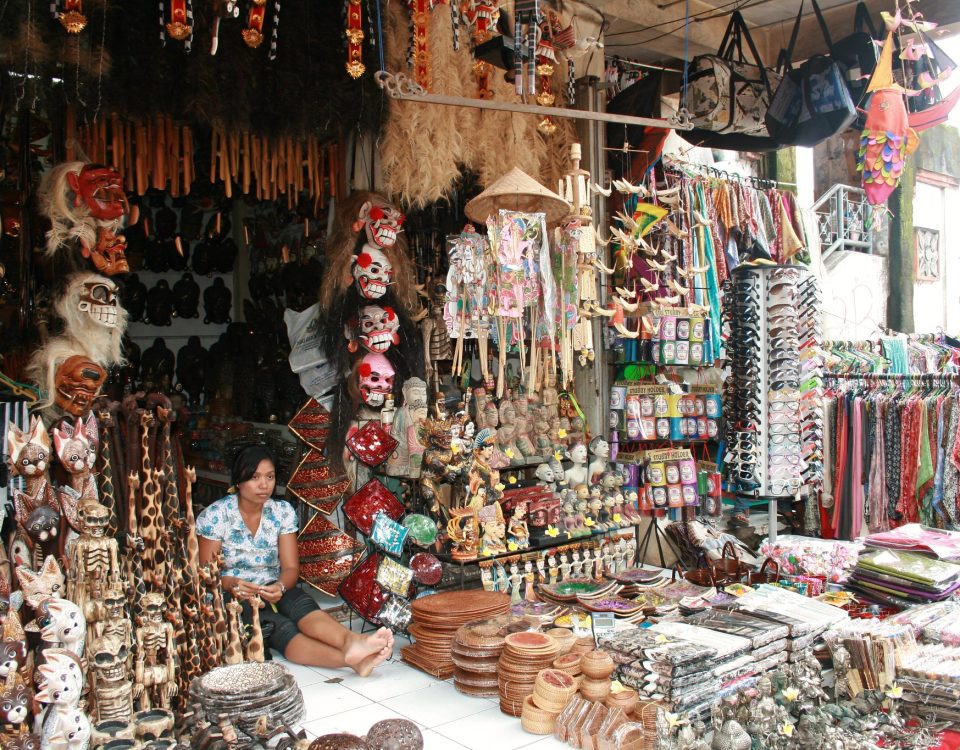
(520, 668), (579, 735)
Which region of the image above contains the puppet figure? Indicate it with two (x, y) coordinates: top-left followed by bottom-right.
(38, 161), (131, 276)
(26, 272), (127, 419)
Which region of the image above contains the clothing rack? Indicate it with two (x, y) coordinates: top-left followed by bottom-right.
(662, 157), (797, 189)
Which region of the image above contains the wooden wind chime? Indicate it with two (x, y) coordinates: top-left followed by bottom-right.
(70, 109), (342, 207)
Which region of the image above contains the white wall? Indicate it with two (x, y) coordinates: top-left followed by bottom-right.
(820, 251), (889, 340)
(912, 179), (960, 334)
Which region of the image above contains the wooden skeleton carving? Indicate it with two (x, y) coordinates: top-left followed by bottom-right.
(66, 499), (121, 614)
(133, 593), (177, 710)
(88, 633), (133, 723)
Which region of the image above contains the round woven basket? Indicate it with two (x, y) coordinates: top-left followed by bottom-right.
(520, 707), (557, 735)
(580, 650), (615, 680)
(605, 687), (639, 716)
(579, 676), (612, 702)
(545, 628), (576, 655)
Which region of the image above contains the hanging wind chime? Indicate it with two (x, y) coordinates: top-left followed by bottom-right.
(51, 0), (87, 33)
(344, 0), (367, 78)
(513, 0), (542, 97)
(242, 0), (281, 58)
(465, 0), (500, 98)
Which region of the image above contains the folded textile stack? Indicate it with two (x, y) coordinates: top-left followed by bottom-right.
(850, 549), (960, 607)
(898, 644), (960, 725)
(719, 584), (848, 661)
(598, 623), (752, 718)
(864, 524), (960, 561)
(683, 609), (790, 679)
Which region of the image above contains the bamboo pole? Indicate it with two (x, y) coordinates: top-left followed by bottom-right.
(252, 135), (261, 200)
(136, 123), (148, 196)
(168, 118), (180, 198)
(153, 115), (166, 191)
(182, 125), (193, 193)
(242, 131), (251, 196)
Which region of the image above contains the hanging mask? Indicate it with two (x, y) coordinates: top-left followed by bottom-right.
(86, 227), (129, 276)
(359, 201), (404, 249)
(357, 352), (395, 408)
(351, 246), (393, 299)
(77, 279), (120, 328)
(65, 165), (127, 222)
(357, 305), (400, 354)
(53, 355), (106, 417)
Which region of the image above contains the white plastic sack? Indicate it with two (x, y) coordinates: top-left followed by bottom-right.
(285, 303), (325, 374)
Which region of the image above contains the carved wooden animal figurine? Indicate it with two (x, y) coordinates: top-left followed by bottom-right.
(16, 556), (65, 610)
(124, 472), (148, 623)
(36, 650), (90, 750)
(87, 633), (133, 723)
(6, 416), (57, 512)
(134, 593), (178, 710)
(4, 733), (40, 750)
(94, 406), (120, 538)
(223, 599), (244, 666)
(0, 671), (32, 733)
(52, 415), (100, 535)
(38, 598), (85, 660)
(177, 466), (204, 685)
(67, 499), (121, 613)
(0, 609), (29, 683)
(246, 597), (265, 663)
(136, 411), (166, 589)
(14, 505), (61, 571)
(199, 557), (228, 659)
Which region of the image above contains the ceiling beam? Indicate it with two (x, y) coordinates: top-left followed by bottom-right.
(600, 0), (738, 60)
(760, 0), (960, 62)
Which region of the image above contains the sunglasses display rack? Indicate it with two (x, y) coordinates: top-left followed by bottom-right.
(722, 264), (823, 500)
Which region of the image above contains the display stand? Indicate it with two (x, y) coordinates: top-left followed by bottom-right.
(437, 523), (641, 590)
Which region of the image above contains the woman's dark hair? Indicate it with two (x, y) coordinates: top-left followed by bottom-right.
(230, 446), (276, 488)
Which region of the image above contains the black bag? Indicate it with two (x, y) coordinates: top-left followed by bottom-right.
(765, 0), (856, 147)
(832, 2), (880, 111)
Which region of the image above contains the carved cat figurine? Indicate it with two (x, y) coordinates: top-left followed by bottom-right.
(8, 417), (59, 556)
(15, 556), (65, 610)
(4, 732), (40, 750)
(0, 671), (31, 728)
(37, 599), (85, 660)
(52, 415), (99, 536)
(0, 608), (28, 680)
(36, 650), (89, 750)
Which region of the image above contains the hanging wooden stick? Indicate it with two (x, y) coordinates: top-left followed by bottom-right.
(136, 123), (148, 196)
(153, 115), (165, 191)
(242, 131), (251, 195)
(183, 125), (193, 193)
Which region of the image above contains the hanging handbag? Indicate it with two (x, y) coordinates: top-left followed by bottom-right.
(682, 11), (780, 137)
(765, 0), (856, 147)
(832, 2), (880, 113)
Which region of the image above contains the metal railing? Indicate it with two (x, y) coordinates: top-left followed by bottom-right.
(812, 184), (874, 260)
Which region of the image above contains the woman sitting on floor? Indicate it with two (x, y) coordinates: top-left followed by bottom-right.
(198, 445), (393, 675)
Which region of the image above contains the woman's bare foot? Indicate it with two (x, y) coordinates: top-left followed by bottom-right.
(344, 627), (394, 676)
(353, 642), (393, 677)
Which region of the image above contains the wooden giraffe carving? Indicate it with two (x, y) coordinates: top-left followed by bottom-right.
(223, 599), (244, 666)
(95, 407), (119, 538)
(199, 558), (228, 665)
(137, 411), (164, 590)
(196, 563), (219, 673)
(176, 466), (203, 685)
(125, 472), (147, 623)
(245, 597), (265, 663)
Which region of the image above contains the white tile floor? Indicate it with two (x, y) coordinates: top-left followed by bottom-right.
(277, 605), (568, 749)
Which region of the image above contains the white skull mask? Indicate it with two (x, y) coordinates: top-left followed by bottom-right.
(78, 279), (119, 328)
(357, 352), (395, 408)
(351, 246), (393, 299)
(357, 305), (400, 354)
(360, 201), (404, 248)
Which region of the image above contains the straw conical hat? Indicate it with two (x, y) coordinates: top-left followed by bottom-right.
(465, 167), (571, 225)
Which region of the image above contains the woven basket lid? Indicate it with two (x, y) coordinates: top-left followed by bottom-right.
(465, 167), (571, 225)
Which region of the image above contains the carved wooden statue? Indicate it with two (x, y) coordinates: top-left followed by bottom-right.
(133, 593), (178, 710)
(36, 649), (90, 750)
(223, 599), (245, 666)
(66, 499), (121, 613)
(246, 597), (265, 663)
(88, 633), (133, 723)
(52, 414), (100, 539)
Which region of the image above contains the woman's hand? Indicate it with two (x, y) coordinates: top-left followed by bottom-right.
(258, 582), (284, 604)
(230, 579), (265, 603)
